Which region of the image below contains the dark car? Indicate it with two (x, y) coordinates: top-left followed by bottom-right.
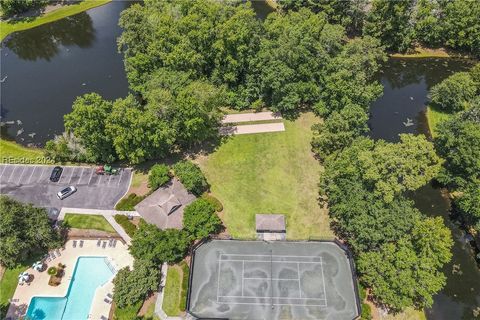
(50, 166), (63, 182)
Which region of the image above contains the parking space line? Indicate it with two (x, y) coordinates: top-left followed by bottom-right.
(107, 175), (113, 186)
(7, 166), (17, 183)
(58, 167), (70, 184)
(0, 166), (7, 179)
(27, 166), (37, 184)
(96, 174), (103, 185)
(67, 167), (76, 184)
(15, 166), (27, 185)
(87, 169), (94, 185)
(116, 170), (124, 186)
(77, 167), (85, 184)
(37, 166), (46, 183)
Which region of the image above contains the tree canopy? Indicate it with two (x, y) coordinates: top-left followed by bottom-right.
(183, 198), (222, 239)
(0, 196), (62, 268)
(429, 72), (477, 112)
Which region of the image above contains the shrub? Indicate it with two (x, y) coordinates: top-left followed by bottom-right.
(114, 215), (137, 237)
(361, 302), (372, 320)
(201, 193), (223, 212)
(179, 261), (190, 311)
(115, 193), (145, 211)
(173, 161), (208, 195)
(430, 72), (477, 112)
(113, 259), (159, 308)
(47, 266), (57, 276)
(113, 300), (143, 320)
(183, 199), (222, 239)
(148, 164), (170, 190)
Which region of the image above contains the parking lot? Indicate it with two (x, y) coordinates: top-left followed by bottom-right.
(0, 164), (132, 210)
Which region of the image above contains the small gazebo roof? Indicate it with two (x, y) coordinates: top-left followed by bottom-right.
(255, 214), (286, 232)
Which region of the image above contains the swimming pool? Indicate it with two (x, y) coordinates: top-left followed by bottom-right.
(26, 256), (115, 320)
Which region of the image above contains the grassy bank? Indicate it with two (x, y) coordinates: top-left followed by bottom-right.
(198, 112), (333, 240)
(0, 258), (36, 319)
(63, 213), (116, 233)
(0, 0), (111, 41)
(0, 139), (45, 163)
(163, 262), (188, 316)
(426, 105), (452, 138)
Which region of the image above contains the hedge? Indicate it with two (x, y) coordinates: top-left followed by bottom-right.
(114, 215), (137, 237)
(179, 261), (190, 312)
(201, 193), (223, 212)
(115, 193), (145, 211)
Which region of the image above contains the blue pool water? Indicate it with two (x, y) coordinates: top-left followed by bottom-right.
(26, 257), (114, 320)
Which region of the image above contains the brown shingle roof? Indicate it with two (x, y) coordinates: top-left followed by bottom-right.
(135, 178), (196, 229)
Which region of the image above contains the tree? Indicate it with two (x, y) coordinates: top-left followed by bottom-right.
(256, 8), (345, 114)
(173, 161), (208, 196)
(359, 134), (442, 203)
(148, 164), (171, 190)
(113, 259), (160, 308)
(435, 108), (480, 187)
(470, 63), (480, 90)
(0, 196), (62, 267)
(0, 0), (46, 17)
(315, 36), (386, 116)
(455, 181), (480, 232)
(358, 217), (452, 311)
(414, 0), (443, 47)
(311, 104), (369, 159)
(429, 72), (477, 112)
(363, 0), (415, 52)
(183, 199), (222, 239)
(129, 223), (190, 264)
(105, 95), (174, 164)
(64, 93), (116, 163)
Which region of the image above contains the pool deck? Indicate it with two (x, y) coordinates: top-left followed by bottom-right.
(6, 239), (134, 320)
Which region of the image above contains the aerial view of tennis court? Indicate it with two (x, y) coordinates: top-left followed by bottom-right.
(188, 240), (360, 320)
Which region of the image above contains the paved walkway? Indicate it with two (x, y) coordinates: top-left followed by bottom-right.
(219, 122), (285, 135)
(58, 207), (138, 245)
(222, 111), (282, 124)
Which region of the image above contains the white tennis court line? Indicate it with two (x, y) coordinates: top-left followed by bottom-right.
(216, 300), (327, 307)
(221, 253), (322, 260)
(217, 255), (327, 307)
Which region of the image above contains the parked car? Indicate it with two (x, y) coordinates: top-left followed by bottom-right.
(50, 166), (63, 182)
(57, 186), (77, 200)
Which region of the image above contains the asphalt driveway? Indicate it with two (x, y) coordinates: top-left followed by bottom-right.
(0, 164), (132, 210)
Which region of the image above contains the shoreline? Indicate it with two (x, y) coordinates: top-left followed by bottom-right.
(0, 0), (111, 41)
(390, 46), (477, 60)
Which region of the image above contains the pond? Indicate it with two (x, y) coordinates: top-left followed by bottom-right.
(369, 57), (480, 320)
(0, 1), (130, 146)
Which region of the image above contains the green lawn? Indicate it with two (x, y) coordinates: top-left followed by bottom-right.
(426, 105), (453, 138)
(64, 213), (116, 233)
(163, 264), (185, 316)
(198, 112), (333, 240)
(0, 257), (39, 319)
(0, 0), (111, 41)
(0, 139), (45, 164)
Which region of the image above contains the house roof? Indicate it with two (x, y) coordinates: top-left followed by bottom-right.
(135, 178), (196, 229)
(255, 214), (286, 232)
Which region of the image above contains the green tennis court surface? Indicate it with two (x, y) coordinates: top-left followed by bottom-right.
(188, 240), (360, 320)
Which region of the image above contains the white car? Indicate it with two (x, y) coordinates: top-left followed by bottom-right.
(57, 186), (77, 200)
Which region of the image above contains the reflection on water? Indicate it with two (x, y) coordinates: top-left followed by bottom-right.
(4, 13), (95, 61)
(369, 58), (480, 320)
(0, 1), (130, 146)
(369, 58), (473, 142)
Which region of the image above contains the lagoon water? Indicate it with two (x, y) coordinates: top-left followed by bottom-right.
(0, 1), (129, 146)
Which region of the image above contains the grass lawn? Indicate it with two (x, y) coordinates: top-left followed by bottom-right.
(197, 112), (333, 240)
(163, 265), (182, 316)
(0, 0), (111, 41)
(426, 105), (453, 138)
(385, 308), (426, 320)
(0, 139), (45, 164)
(0, 256), (40, 319)
(63, 213), (116, 233)
(114, 301), (143, 320)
